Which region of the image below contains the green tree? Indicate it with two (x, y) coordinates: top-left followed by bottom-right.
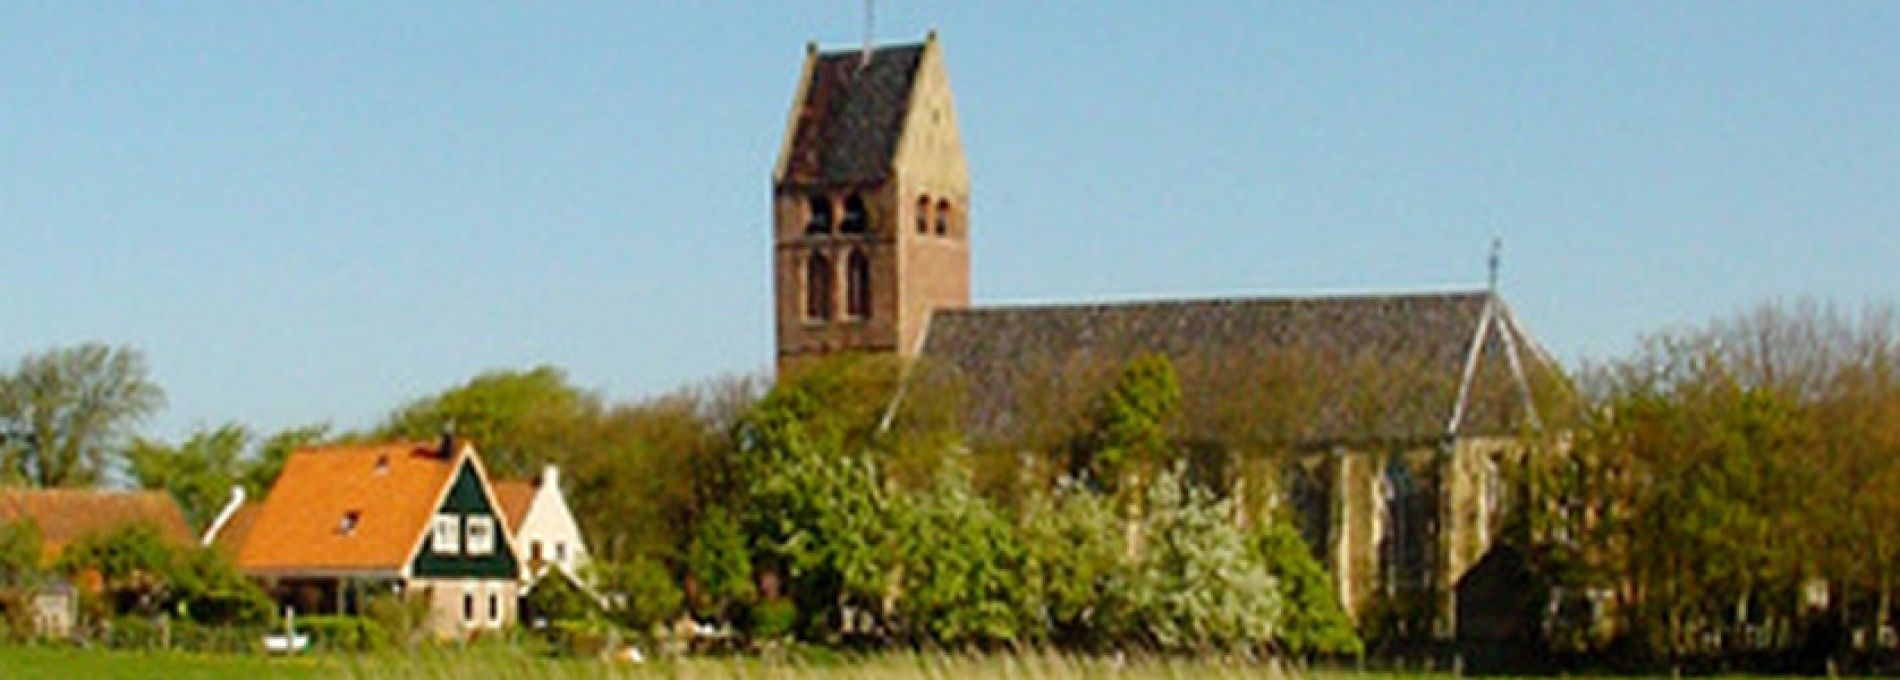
(128, 422), (332, 530)
(127, 424), (251, 530)
(1021, 482), (1124, 647)
(1077, 353), (1181, 492)
(686, 506), (755, 624)
(892, 464), (1029, 646)
(1249, 517), (1360, 656)
(377, 366), (598, 478)
(1117, 465), (1279, 653)
(599, 556), (682, 633)
(0, 343), (165, 487)
(0, 519), (43, 586)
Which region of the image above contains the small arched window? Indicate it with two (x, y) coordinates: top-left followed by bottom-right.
(846, 250), (871, 319)
(804, 252), (833, 321)
(839, 195), (868, 234)
(915, 195), (931, 234)
(934, 199), (952, 236)
(804, 196), (832, 235)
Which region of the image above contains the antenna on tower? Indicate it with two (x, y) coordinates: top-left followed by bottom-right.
(861, 0), (876, 68)
(1486, 237), (1503, 293)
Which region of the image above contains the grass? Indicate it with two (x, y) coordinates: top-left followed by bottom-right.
(0, 644), (1318, 679)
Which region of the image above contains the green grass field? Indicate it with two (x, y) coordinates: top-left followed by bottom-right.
(0, 645), (1335, 679)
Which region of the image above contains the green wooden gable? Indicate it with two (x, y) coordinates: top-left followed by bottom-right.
(412, 458), (518, 579)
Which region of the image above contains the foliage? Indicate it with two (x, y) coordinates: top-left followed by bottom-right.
(166, 545), (272, 625)
(1021, 482), (1124, 648)
(57, 523), (173, 603)
(0, 518), (43, 586)
(377, 366), (599, 479)
(1076, 353), (1180, 492)
(749, 598), (798, 639)
(1116, 465), (1279, 653)
(599, 556), (682, 633)
(299, 614), (390, 652)
(891, 464), (1029, 646)
(1248, 517), (1360, 656)
(687, 506), (755, 623)
(0, 343), (165, 487)
(128, 423), (333, 531)
(523, 570), (601, 626)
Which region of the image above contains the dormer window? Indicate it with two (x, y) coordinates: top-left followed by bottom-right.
(338, 511), (360, 536)
(839, 194), (868, 234)
(804, 196), (832, 235)
(432, 514), (462, 555)
(466, 515), (495, 556)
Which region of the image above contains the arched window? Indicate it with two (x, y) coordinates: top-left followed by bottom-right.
(846, 250), (871, 319)
(934, 199), (951, 236)
(804, 252), (833, 321)
(915, 195), (931, 234)
(804, 196), (832, 235)
(839, 194), (868, 234)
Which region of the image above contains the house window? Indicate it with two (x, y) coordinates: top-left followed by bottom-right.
(804, 196), (831, 235)
(555, 542), (566, 562)
(465, 515), (495, 556)
(804, 252), (833, 321)
(845, 250), (871, 319)
(839, 194), (868, 234)
(433, 514), (462, 555)
(915, 195), (931, 234)
(531, 540), (544, 564)
(488, 588), (501, 625)
(462, 589), (475, 624)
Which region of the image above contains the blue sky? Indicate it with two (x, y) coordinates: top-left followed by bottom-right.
(3, 3), (1896, 442)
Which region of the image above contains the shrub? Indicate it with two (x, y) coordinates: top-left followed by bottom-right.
(300, 614), (389, 652)
(749, 598), (797, 640)
(600, 557), (681, 633)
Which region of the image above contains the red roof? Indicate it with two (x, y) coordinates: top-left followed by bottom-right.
(0, 488), (195, 562)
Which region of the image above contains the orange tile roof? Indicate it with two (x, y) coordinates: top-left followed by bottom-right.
(491, 480), (535, 533)
(0, 488), (195, 562)
(208, 501), (260, 560)
(236, 441), (467, 575)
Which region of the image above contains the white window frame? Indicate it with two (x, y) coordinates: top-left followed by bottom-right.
(465, 515), (495, 556)
(433, 514), (462, 555)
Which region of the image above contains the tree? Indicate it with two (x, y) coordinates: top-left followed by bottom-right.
(0, 519), (42, 587)
(891, 464), (1029, 646)
(1021, 482), (1124, 648)
(686, 506), (754, 624)
(1076, 353), (1180, 493)
(128, 422), (332, 530)
(1249, 517), (1360, 656)
(599, 556), (682, 633)
(127, 424), (251, 530)
(377, 366), (599, 478)
(1116, 465), (1280, 653)
(0, 343), (165, 487)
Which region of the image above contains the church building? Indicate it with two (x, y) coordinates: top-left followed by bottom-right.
(770, 33), (1561, 643)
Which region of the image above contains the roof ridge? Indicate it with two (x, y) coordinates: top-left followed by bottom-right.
(939, 288), (1492, 315)
(813, 40), (927, 58)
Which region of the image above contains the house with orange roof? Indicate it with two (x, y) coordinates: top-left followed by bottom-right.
(224, 437), (522, 638)
(0, 488), (196, 636)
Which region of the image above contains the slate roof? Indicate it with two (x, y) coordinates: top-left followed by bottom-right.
(780, 42), (926, 186)
(0, 489), (195, 562)
(915, 291), (1555, 447)
(236, 441), (470, 575)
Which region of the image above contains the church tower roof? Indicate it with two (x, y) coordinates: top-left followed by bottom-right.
(775, 38), (930, 187)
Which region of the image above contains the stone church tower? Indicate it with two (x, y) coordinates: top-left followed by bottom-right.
(770, 33), (970, 368)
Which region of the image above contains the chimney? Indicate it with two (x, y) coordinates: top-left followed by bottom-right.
(540, 464), (559, 491)
(438, 421), (456, 458)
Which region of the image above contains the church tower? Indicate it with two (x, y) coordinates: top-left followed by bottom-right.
(771, 32), (970, 369)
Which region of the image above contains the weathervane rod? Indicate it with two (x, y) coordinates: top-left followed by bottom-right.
(861, 0), (876, 67)
(1487, 237), (1502, 293)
